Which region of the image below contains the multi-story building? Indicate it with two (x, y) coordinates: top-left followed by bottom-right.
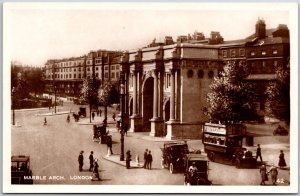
(43, 19), (289, 139)
(44, 50), (123, 97)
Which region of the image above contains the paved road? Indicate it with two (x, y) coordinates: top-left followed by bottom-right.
(11, 106), (290, 186)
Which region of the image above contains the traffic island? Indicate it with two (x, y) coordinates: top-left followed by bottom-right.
(102, 154), (143, 168)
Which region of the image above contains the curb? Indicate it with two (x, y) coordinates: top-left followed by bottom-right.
(102, 155), (143, 168)
(36, 111), (72, 116)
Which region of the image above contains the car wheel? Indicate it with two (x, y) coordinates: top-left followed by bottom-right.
(235, 159), (241, 168)
(208, 151), (215, 162)
(161, 159), (165, 169)
(197, 178), (206, 185)
(169, 163), (174, 174)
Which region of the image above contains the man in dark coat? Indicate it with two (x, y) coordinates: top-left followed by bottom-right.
(143, 149), (148, 169)
(125, 150), (131, 169)
(106, 136), (113, 156)
(89, 151), (94, 171)
(256, 144), (263, 162)
(78, 151), (84, 172)
(147, 150), (153, 170)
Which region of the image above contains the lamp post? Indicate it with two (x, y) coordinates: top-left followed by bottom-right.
(12, 87), (16, 125)
(119, 72), (125, 161)
(54, 84), (57, 114)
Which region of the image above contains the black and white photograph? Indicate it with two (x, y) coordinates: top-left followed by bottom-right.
(2, 2), (298, 194)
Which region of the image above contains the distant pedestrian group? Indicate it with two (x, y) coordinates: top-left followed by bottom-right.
(257, 148), (288, 186)
(77, 150), (101, 181)
(143, 149), (153, 170)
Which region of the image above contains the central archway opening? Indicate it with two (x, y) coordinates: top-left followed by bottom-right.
(163, 100), (170, 136)
(143, 77), (154, 132)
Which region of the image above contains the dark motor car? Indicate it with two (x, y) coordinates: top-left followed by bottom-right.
(183, 154), (212, 185)
(161, 142), (189, 173)
(11, 155), (33, 184)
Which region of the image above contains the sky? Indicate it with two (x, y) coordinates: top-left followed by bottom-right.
(4, 3), (292, 66)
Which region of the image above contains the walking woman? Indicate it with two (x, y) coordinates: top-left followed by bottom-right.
(278, 150), (287, 169)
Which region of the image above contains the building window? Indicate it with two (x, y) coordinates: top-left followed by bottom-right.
(111, 72), (115, 78)
(187, 70), (194, 78)
(96, 67), (98, 71)
(230, 49), (236, 57)
(79, 62), (81, 66)
(74, 74), (76, 78)
(198, 70), (204, 78)
(61, 74), (62, 78)
(78, 74), (81, 78)
(74, 69), (76, 71)
(239, 49), (245, 57)
(87, 67), (90, 71)
(273, 49), (278, 54)
(105, 73), (108, 78)
(250, 51), (255, 56)
(222, 50), (227, 58)
(69, 74), (71, 78)
(79, 67), (81, 71)
(116, 65), (120, 70)
(96, 73), (99, 78)
(261, 51), (266, 55)
(111, 65), (115, 70)
(66, 74), (68, 79)
(116, 72), (119, 79)
(105, 66), (108, 70)
(208, 70), (214, 78)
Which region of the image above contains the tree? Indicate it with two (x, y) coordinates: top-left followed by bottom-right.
(98, 81), (115, 124)
(266, 66), (290, 125)
(206, 61), (258, 123)
(80, 78), (101, 122)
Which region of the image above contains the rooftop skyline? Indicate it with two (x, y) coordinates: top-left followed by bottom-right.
(4, 3), (291, 66)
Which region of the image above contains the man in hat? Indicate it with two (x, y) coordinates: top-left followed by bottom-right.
(125, 150), (131, 169)
(78, 151), (84, 172)
(89, 151), (94, 172)
(256, 144), (263, 162)
(143, 149), (148, 169)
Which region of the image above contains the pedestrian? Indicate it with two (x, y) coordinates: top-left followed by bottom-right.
(92, 112), (95, 120)
(99, 109), (102, 117)
(89, 151), (94, 171)
(259, 163), (268, 185)
(278, 150), (287, 169)
(44, 117), (47, 125)
(97, 109), (100, 116)
(78, 151), (84, 172)
(125, 150), (131, 169)
(268, 164), (278, 185)
(143, 149), (148, 169)
(106, 136), (113, 157)
(112, 113), (116, 121)
(146, 150), (153, 170)
(91, 159), (101, 181)
(256, 144), (263, 162)
(67, 115), (70, 123)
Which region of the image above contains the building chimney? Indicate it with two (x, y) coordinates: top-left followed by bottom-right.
(255, 19), (266, 39)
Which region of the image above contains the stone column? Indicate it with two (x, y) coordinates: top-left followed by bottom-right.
(170, 69), (176, 121)
(132, 71), (138, 116)
(153, 70), (158, 119)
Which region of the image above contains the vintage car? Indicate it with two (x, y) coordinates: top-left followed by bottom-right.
(273, 125), (289, 136)
(93, 124), (109, 144)
(78, 107), (87, 117)
(183, 154), (212, 185)
(11, 155), (33, 184)
(161, 142), (189, 173)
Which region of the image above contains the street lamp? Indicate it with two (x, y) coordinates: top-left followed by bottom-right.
(54, 84), (57, 114)
(119, 72), (126, 161)
(12, 87), (16, 125)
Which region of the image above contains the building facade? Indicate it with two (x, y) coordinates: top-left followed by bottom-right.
(43, 19), (289, 139)
(44, 50), (123, 97)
